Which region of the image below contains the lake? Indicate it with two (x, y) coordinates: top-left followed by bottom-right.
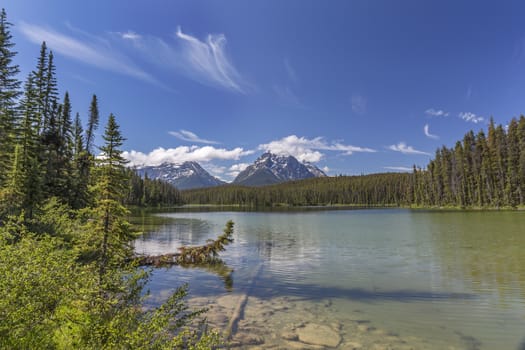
(133, 208), (525, 349)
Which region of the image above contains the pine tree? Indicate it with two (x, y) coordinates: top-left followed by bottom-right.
(505, 118), (520, 206)
(71, 112), (89, 208)
(43, 50), (58, 129)
(0, 8), (21, 186)
(83, 94), (100, 199)
(33, 42), (48, 129)
(86, 94), (99, 154)
(89, 114), (132, 285)
(14, 73), (42, 218)
(57, 91), (75, 203)
(78, 114), (135, 346)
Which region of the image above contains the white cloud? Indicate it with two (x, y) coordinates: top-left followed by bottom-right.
(425, 108), (449, 117)
(120, 31), (141, 40)
(173, 27), (247, 93)
(322, 166), (330, 173)
(229, 163), (250, 172)
(384, 166), (413, 172)
(18, 22), (154, 83)
(259, 135), (375, 163)
(203, 163), (226, 175)
(168, 130), (219, 144)
(351, 94), (367, 114)
(423, 124), (439, 139)
(459, 112), (484, 124)
(388, 142), (431, 156)
(123, 146), (254, 167)
(226, 163), (250, 178)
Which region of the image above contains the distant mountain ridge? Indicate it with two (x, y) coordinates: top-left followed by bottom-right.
(135, 161), (225, 190)
(233, 152), (326, 186)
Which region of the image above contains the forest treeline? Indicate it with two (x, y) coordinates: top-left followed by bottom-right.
(411, 117), (525, 207)
(182, 173), (412, 207)
(183, 117), (525, 209)
(0, 9), (217, 349)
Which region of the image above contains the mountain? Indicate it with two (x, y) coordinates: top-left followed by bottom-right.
(233, 152), (326, 186)
(135, 161), (225, 190)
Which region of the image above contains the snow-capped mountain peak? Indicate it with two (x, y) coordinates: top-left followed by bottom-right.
(135, 161), (225, 190)
(233, 152), (326, 186)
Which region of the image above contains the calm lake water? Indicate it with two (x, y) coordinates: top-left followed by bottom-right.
(133, 208), (525, 349)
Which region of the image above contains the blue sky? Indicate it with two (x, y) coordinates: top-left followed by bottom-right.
(5, 0), (525, 181)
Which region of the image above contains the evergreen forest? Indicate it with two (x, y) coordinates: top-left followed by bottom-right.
(0, 9), (217, 349)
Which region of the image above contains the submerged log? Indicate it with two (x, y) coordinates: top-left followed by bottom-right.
(224, 263), (264, 340)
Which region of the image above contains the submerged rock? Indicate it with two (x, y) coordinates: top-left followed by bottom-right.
(281, 331), (299, 341)
(296, 323), (341, 348)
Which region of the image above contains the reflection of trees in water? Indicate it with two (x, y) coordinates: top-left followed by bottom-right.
(427, 212), (525, 301)
(251, 216), (324, 286)
(180, 261), (234, 291)
(134, 217), (213, 249)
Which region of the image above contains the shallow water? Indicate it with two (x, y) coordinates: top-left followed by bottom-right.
(133, 208), (525, 349)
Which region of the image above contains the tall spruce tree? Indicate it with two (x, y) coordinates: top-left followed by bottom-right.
(13, 73), (42, 218)
(0, 8), (21, 186)
(89, 113), (131, 284)
(71, 112), (89, 208)
(86, 94), (99, 154)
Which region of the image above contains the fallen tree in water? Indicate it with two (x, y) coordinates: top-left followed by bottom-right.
(136, 220), (234, 267)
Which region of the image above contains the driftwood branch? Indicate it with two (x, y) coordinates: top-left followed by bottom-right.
(135, 220), (235, 268)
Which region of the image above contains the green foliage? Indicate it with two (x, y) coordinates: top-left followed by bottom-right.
(178, 220), (234, 264)
(0, 10), (220, 349)
(0, 221), (78, 349)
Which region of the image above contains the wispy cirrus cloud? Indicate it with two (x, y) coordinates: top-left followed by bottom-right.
(173, 27), (248, 93)
(123, 146), (254, 167)
(388, 142), (431, 156)
(119, 30), (141, 41)
(259, 135), (375, 163)
(384, 166), (413, 172)
(18, 22), (155, 83)
(19, 22), (248, 93)
(459, 112), (484, 124)
(168, 130), (220, 145)
(113, 27), (250, 93)
(425, 108), (449, 117)
(423, 124), (439, 139)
